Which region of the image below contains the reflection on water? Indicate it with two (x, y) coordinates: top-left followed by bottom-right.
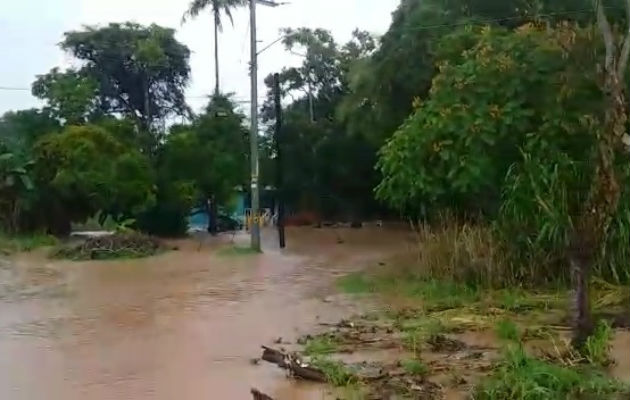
(0, 226), (411, 400)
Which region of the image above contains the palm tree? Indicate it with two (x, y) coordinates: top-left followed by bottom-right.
(183, 0), (248, 94)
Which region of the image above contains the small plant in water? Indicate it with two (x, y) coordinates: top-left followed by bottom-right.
(311, 357), (356, 386)
(402, 329), (422, 356)
(304, 335), (338, 356)
(584, 320), (613, 366)
(401, 358), (428, 376)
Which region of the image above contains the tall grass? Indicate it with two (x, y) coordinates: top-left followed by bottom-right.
(0, 231), (58, 254)
(409, 218), (507, 287)
(474, 345), (626, 399)
(407, 210), (628, 288)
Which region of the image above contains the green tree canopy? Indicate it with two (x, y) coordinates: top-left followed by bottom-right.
(375, 25), (601, 215)
(338, 0), (612, 145)
(35, 23), (191, 138)
(160, 94), (247, 204)
(32, 68), (99, 124)
(33, 125), (155, 234)
(0, 109), (60, 151)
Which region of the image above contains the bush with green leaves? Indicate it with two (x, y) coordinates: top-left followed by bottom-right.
(377, 25), (589, 215)
(32, 125), (155, 235)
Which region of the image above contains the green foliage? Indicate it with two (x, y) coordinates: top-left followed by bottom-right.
(0, 109), (60, 149)
(303, 336), (339, 356)
(337, 272), (375, 294)
(0, 149), (36, 232)
(310, 357), (357, 386)
(182, 0), (247, 29)
(339, 0), (601, 146)
(376, 26), (575, 214)
(161, 94), (247, 204)
(0, 231), (58, 254)
(375, 21), (628, 286)
(32, 68), (99, 124)
(584, 320), (613, 366)
(57, 22), (191, 136)
(495, 319), (521, 342)
(72, 210), (120, 232)
(338, 271), (479, 309)
(260, 28), (381, 219)
(474, 346), (626, 399)
(32, 125), (155, 234)
(400, 358), (429, 376)
(136, 180), (196, 236)
(597, 165), (630, 284)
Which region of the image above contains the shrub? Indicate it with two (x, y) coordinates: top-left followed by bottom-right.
(474, 346), (626, 399)
(584, 320), (613, 366)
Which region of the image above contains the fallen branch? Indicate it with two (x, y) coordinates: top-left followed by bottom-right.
(261, 346), (287, 368)
(251, 388), (274, 400)
(260, 346), (327, 382)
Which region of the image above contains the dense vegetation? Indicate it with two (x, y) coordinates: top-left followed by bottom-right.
(0, 22), (246, 238)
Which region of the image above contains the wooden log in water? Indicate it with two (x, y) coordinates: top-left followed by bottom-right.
(251, 388), (274, 400)
(260, 346), (327, 382)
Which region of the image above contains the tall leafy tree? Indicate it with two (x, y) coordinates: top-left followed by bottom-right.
(35, 23), (191, 145)
(183, 0), (248, 94)
(338, 0), (604, 145)
(159, 94), (247, 232)
(260, 28), (380, 219)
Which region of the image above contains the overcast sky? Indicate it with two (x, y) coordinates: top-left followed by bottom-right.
(0, 0), (399, 116)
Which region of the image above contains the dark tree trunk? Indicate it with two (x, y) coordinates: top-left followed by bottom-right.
(570, 69), (626, 348)
(47, 202), (71, 237)
(208, 196), (218, 235)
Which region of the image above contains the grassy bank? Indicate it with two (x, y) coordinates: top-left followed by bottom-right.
(319, 265), (629, 399)
(0, 232), (58, 255)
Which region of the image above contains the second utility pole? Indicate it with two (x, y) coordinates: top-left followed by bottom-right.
(249, 0), (261, 251)
(273, 73), (285, 248)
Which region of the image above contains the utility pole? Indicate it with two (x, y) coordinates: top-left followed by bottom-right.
(249, 0), (280, 251)
(273, 73), (285, 248)
(249, 0), (260, 251)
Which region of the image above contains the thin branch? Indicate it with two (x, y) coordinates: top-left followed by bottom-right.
(617, 0), (630, 80)
(594, 0), (615, 72)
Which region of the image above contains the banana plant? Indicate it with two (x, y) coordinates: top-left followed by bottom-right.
(0, 151), (35, 232)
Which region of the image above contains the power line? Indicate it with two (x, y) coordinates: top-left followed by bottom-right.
(0, 86), (30, 91)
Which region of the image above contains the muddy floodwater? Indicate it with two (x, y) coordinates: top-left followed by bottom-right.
(0, 226), (411, 400)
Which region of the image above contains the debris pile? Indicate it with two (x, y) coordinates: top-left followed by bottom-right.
(51, 233), (162, 260)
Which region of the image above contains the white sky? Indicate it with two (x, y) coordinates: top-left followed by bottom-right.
(0, 0), (399, 116)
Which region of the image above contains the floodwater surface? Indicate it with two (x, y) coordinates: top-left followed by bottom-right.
(0, 226), (411, 400)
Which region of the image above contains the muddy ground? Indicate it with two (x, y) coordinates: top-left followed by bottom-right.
(255, 277), (630, 400)
(0, 226), (410, 400)
(259, 301), (629, 399)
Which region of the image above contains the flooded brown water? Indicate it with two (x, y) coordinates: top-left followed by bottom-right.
(0, 226), (411, 400)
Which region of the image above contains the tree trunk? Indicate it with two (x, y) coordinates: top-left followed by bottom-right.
(214, 9), (220, 95)
(209, 195), (218, 235)
(143, 74), (151, 129)
(570, 70), (626, 348)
